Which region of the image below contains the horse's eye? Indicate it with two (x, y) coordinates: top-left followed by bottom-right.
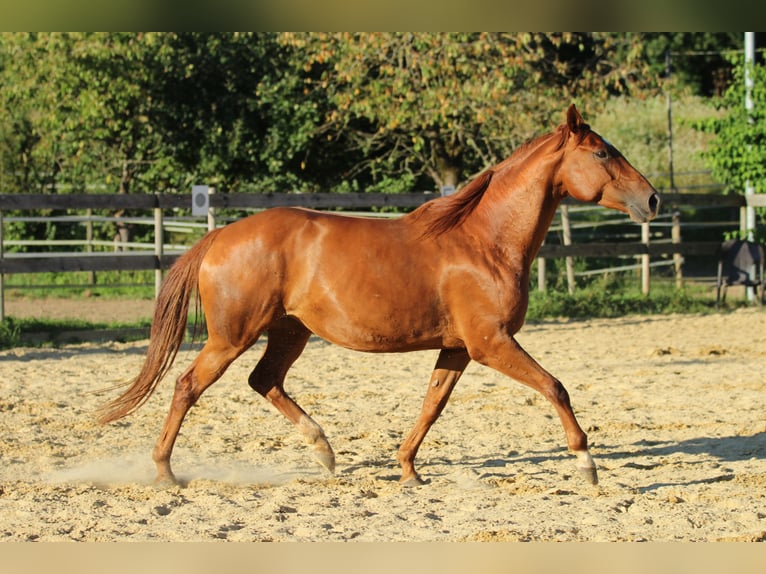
(594, 149), (609, 160)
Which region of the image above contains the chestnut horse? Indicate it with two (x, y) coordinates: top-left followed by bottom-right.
(99, 105), (659, 487)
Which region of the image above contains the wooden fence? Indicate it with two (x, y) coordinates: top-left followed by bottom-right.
(1, 191), (764, 320)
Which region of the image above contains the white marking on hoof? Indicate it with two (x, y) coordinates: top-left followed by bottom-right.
(574, 449), (595, 469)
(574, 450), (598, 485)
(296, 414), (325, 444)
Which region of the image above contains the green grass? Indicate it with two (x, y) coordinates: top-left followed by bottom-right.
(0, 302), (210, 348)
(2, 270), (156, 299)
(0, 315), (154, 349)
(2, 281), (745, 349)
(526, 284), (716, 322)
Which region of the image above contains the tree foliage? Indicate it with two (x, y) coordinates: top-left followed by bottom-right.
(640, 32), (743, 96)
(693, 54), (766, 239)
(694, 56), (766, 195)
(0, 32), (361, 197)
(0, 33), (173, 196)
(148, 32), (327, 193)
(280, 32), (658, 190)
(0, 32), (747, 200)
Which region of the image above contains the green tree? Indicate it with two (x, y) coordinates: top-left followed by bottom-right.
(0, 33), (169, 197)
(0, 33), (331, 196)
(280, 32), (658, 192)
(0, 33), (67, 195)
(694, 55), (766, 239)
(149, 32), (304, 193)
(639, 32), (743, 96)
(1, 33), (187, 245)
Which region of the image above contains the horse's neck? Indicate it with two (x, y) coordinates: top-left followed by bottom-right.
(477, 154), (563, 267)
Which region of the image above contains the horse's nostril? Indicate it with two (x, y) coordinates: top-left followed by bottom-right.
(649, 193), (660, 213)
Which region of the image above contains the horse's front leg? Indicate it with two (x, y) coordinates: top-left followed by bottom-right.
(469, 334), (598, 485)
(398, 347), (471, 486)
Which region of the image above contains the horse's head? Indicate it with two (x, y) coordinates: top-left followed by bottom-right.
(557, 105), (660, 223)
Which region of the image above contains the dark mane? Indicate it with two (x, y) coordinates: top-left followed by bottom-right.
(416, 170), (494, 238)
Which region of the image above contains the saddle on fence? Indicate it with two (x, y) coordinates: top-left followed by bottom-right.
(716, 239), (765, 307)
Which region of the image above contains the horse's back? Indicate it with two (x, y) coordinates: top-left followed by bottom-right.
(197, 207), (456, 351)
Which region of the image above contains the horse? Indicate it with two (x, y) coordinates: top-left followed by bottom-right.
(99, 105), (660, 487)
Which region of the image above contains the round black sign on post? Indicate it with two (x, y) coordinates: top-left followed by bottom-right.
(192, 185), (210, 216)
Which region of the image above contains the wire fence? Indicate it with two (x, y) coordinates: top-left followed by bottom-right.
(1, 183), (763, 320)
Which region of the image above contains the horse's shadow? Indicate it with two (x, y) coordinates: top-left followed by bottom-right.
(598, 431), (766, 464)
(340, 431), (766, 489)
(0, 340), (212, 362)
(0, 342), (152, 362)
(497, 432), (766, 467)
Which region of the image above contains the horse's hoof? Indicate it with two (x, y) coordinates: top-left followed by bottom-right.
(314, 445), (336, 474)
(154, 474), (181, 488)
(399, 474), (426, 487)
(576, 465), (599, 485)
(573, 450), (598, 485)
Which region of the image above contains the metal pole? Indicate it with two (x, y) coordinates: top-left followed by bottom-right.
(666, 51), (677, 192)
(745, 32), (756, 300)
(154, 205), (163, 299)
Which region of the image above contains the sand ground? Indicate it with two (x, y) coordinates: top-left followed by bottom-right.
(0, 298), (764, 542)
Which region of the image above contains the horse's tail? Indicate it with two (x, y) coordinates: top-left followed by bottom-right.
(97, 228), (223, 425)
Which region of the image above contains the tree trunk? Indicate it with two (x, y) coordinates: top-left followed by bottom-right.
(437, 163), (460, 195)
(114, 160), (132, 251)
(432, 137), (463, 195)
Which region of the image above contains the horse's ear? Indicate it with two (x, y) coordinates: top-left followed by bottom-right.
(566, 104), (589, 136)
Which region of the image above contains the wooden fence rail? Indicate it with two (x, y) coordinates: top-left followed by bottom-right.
(0, 192), (436, 211)
(0, 191), (763, 320)
(3, 190), (758, 211)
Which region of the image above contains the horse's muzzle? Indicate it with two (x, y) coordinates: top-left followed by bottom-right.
(648, 192), (661, 218)
(626, 191), (661, 223)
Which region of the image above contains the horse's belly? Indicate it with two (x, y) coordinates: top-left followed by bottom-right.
(289, 290), (452, 352)
(269, 211), (457, 351)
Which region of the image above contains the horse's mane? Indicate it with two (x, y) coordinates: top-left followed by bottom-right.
(415, 124), (571, 238)
(416, 170), (494, 238)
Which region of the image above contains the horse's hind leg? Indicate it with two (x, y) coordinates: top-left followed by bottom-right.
(248, 317), (335, 474)
(397, 348), (471, 486)
(152, 340), (242, 485)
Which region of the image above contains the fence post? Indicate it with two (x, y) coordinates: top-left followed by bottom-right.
(536, 243), (546, 292)
(86, 208), (96, 286)
(154, 203), (164, 299)
(672, 211), (683, 289)
(641, 222), (650, 295)
(561, 205), (575, 294)
(207, 187), (216, 232)
(740, 206), (747, 238)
